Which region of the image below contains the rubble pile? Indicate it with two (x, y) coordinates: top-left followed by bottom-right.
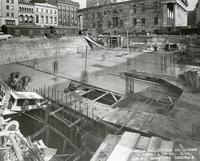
(0, 118), (56, 161)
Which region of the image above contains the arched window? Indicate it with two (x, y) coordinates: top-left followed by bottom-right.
(29, 16), (33, 23)
(19, 15), (23, 23)
(24, 15), (28, 23)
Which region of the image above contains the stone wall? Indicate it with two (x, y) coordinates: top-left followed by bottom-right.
(0, 37), (88, 65)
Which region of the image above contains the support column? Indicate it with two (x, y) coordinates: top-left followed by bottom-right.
(162, 4), (168, 27)
(125, 76), (134, 97)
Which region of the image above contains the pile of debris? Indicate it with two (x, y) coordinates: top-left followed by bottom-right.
(0, 117), (56, 161)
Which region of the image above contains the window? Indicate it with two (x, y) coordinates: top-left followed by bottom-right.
(113, 17), (118, 27)
(92, 13), (94, 18)
(24, 15), (28, 23)
(50, 10), (52, 14)
(6, 12), (9, 17)
(50, 16), (53, 24)
(133, 5), (136, 14)
(17, 99), (26, 106)
(93, 23), (95, 28)
(36, 8), (38, 12)
(36, 15), (39, 23)
(141, 18), (145, 26)
(29, 16), (33, 23)
(54, 17), (57, 24)
(41, 15), (44, 23)
(97, 21), (101, 28)
(19, 15), (23, 23)
(133, 18), (137, 26)
(142, 3), (145, 12)
(120, 20), (123, 27)
(6, 0), (9, 3)
(104, 11), (107, 15)
(46, 9), (48, 13)
(153, 1), (158, 8)
(11, 13), (14, 17)
(154, 17), (158, 25)
(11, 6), (14, 10)
(54, 10), (56, 14)
(6, 5), (9, 10)
(107, 21), (111, 28)
(5, 20), (15, 25)
(11, 0), (14, 3)
(41, 8), (43, 13)
(46, 16), (48, 24)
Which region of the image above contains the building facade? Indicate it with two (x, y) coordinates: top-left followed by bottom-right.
(0, 0), (19, 26)
(86, 0), (117, 8)
(48, 0), (79, 27)
(78, 0), (188, 35)
(196, 0), (200, 26)
(18, 0), (35, 25)
(34, 3), (58, 27)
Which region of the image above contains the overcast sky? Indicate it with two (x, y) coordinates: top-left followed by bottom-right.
(74, 0), (198, 10)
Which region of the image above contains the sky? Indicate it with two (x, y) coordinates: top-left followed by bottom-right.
(74, 0), (198, 10)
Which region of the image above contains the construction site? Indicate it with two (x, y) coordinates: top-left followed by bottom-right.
(0, 34), (200, 161)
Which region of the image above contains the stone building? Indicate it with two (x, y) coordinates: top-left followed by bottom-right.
(78, 0), (188, 35)
(18, 0), (35, 25)
(0, 0), (19, 26)
(34, 2), (58, 27)
(86, 0), (117, 8)
(48, 0), (79, 27)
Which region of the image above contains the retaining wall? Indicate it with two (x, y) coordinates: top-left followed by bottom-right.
(0, 36), (89, 65)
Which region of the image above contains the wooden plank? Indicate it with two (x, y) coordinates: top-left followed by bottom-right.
(136, 136), (151, 151)
(30, 126), (47, 140)
(48, 125), (79, 150)
(10, 134), (24, 161)
(147, 137), (162, 152)
(90, 134), (120, 161)
(106, 132), (140, 161)
(160, 140), (174, 161)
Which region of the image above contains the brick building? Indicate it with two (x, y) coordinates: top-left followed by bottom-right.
(48, 0), (79, 27)
(78, 0), (188, 35)
(18, 0), (35, 25)
(0, 0), (19, 26)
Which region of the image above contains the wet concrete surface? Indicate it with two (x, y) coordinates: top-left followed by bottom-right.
(0, 50), (197, 94)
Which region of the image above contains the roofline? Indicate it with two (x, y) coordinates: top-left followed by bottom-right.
(57, 0), (80, 6)
(34, 2), (58, 8)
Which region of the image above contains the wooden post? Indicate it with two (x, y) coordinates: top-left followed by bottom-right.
(62, 140), (68, 154)
(44, 84), (46, 97)
(75, 98), (77, 111)
(87, 104), (89, 117)
(61, 92), (63, 104)
(45, 107), (50, 146)
(52, 87), (54, 100)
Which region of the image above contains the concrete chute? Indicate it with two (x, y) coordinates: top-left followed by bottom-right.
(84, 35), (108, 50)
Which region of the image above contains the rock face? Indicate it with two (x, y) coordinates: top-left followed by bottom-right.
(178, 70), (200, 92)
(0, 37), (88, 65)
